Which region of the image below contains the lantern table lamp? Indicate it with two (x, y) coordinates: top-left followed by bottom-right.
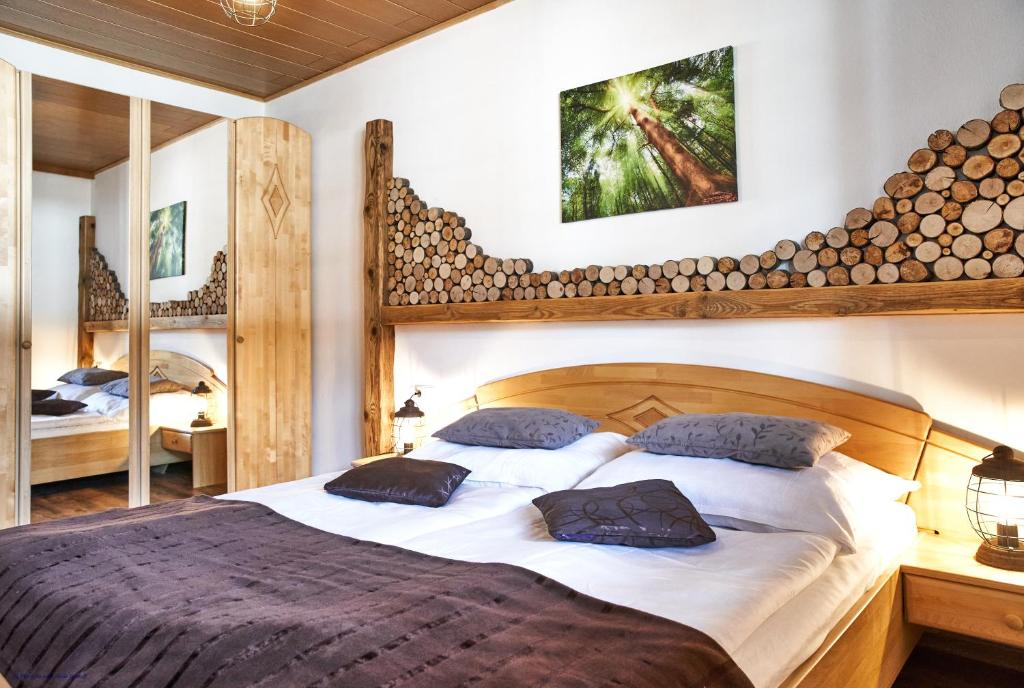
(190, 381), (214, 428)
(966, 445), (1024, 571)
(393, 391), (425, 455)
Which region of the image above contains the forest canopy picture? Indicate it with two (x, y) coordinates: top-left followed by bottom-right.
(560, 46), (737, 223)
(149, 201), (186, 280)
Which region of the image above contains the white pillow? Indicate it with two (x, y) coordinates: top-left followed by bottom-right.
(819, 451), (920, 503)
(405, 432), (631, 492)
(576, 450), (870, 553)
(50, 383), (103, 401)
(84, 392), (130, 419)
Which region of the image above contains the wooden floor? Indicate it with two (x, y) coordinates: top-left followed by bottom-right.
(894, 631), (1024, 687)
(31, 463), (227, 523)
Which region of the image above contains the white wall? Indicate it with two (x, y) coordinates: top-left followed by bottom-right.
(266, 0), (1024, 473)
(30, 172), (92, 388)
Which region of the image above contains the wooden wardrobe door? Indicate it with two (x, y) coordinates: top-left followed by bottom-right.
(231, 118), (312, 490)
(0, 60), (21, 527)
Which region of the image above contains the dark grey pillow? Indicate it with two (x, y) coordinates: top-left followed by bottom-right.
(32, 399), (87, 416)
(324, 457), (471, 508)
(433, 407), (599, 449)
(532, 479), (715, 548)
(57, 367), (128, 386)
(32, 389), (57, 402)
(627, 412), (851, 468)
(101, 376), (185, 398)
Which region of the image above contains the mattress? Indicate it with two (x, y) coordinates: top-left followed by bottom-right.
(732, 501), (919, 688)
(400, 500), (918, 688)
(222, 470), (545, 546)
(30, 411), (127, 439)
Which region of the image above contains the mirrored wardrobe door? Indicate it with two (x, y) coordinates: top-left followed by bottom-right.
(27, 76), (134, 522)
(146, 101), (230, 505)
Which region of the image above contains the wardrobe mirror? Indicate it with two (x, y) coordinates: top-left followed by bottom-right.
(28, 76), (133, 522)
(147, 104), (230, 504)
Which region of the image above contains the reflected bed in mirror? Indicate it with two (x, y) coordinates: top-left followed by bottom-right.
(29, 351), (227, 522)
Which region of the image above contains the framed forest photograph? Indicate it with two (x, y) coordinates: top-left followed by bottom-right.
(149, 201), (187, 280)
(561, 46), (738, 223)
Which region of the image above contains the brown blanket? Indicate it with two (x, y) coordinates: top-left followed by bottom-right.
(0, 496), (752, 688)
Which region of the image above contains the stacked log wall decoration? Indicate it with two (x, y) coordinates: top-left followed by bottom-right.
(85, 247), (228, 323)
(378, 84), (1024, 319)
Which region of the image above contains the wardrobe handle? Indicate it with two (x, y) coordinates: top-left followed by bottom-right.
(20, 341), (31, 350)
(235, 336), (245, 344)
(1006, 614), (1024, 631)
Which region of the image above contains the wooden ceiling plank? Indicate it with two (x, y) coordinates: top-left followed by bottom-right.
(389, 0), (465, 22)
(188, 0), (368, 51)
(0, 6), (285, 96)
(278, 1), (410, 43)
(395, 15), (435, 34)
(14, 0), (306, 83)
(325, 0), (419, 26)
(129, 0), (344, 67)
(70, 0), (328, 78)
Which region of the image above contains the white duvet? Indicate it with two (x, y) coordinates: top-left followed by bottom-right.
(401, 505), (838, 654)
(223, 471), (544, 546)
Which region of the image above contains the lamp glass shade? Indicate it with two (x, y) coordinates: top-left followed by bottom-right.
(392, 396), (425, 454)
(965, 446), (1024, 570)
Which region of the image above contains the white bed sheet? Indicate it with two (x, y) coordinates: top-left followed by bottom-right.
(221, 471), (544, 546)
(401, 505), (839, 655)
(733, 501), (919, 688)
(31, 411), (127, 439)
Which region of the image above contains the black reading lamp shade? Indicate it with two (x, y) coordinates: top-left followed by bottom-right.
(966, 445), (1024, 571)
(393, 392), (425, 455)
(191, 381), (214, 428)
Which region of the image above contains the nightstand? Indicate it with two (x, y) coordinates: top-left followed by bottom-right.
(160, 426), (227, 488)
(351, 453), (398, 468)
(902, 533), (1024, 649)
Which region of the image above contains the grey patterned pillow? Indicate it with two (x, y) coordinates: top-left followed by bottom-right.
(627, 413), (851, 469)
(101, 375), (186, 398)
(433, 407), (599, 449)
(532, 479), (716, 548)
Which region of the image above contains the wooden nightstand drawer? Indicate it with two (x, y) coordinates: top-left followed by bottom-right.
(905, 574), (1024, 648)
(161, 428), (193, 454)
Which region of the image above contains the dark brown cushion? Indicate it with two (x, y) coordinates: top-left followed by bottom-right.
(57, 367), (128, 386)
(532, 479), (716, 548)
(32, 399), (87, 416)
(32, 389), (57, 402)
(324, 457), (471, 508)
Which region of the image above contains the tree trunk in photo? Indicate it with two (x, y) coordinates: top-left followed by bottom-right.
(629, 105), (737, 205)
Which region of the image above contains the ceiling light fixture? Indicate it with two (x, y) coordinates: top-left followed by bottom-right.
(219, 0), (277, 27)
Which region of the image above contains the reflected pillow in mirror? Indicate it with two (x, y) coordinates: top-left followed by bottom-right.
(31, 399), (87, 417)
(58, 367), (128, 386)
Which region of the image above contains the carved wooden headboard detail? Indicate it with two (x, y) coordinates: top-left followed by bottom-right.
(468, 362), (932, 481)
(111, 350), (226, 424)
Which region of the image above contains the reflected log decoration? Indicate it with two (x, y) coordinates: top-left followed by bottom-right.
(85, 248), (228, 322)
(377, 84), (1024, 323)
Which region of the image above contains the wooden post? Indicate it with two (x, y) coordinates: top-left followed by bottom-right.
(127, 97), (150, 508)
(77, 216), (95, 367)
(363, 120), (395, 456)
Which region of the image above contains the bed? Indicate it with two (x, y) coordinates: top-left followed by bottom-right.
(29, 350), (225, 485)
(0, 363), (934, 688)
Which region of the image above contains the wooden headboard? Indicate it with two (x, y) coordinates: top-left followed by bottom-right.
(469, 362), (932, 480)
(111, 350), (227, 423)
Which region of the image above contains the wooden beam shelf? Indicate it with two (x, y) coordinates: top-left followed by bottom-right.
(84, 314), (227, 332)
(381, 279), (1024, 325)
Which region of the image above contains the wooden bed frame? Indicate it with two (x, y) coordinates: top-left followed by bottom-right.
(30, 350), (226, 485)
(463, 361), (957, 688)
